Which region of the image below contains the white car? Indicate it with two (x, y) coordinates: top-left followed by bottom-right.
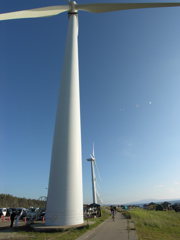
(0, 208), (7, 217)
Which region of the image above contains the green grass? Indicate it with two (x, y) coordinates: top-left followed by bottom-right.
(122, 209), (180, 240)
(11, 208), (110, 240)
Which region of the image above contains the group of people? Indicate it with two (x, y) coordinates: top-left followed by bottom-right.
(10, 210), (23, 227)
(110, 205), (117, 221)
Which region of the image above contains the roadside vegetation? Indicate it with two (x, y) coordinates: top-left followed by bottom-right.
(5, 207), (110, 240)
(122, 208), (180, 240)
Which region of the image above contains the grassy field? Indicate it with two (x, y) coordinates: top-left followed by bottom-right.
(122, 208), (180, 240)
(8, 208), (110, 240)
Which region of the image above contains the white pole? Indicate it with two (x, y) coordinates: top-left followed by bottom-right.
(45, 13), (83, 226)
(91, 161), (97, 204)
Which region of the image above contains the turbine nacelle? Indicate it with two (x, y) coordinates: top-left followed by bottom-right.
(69, 1), (78, 14)
(87, 157), (95, 162)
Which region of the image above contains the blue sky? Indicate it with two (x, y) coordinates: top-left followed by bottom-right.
(1, 0), (180, 205)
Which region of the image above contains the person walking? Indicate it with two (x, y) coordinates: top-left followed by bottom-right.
(111, 205), (115, 221)
(10, 211), (16, 227)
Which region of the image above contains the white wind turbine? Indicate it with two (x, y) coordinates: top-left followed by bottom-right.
(87, 143), (101, 205)
(1, 1), (180, 227)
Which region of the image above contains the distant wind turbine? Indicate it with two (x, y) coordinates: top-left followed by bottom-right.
(1, 1), (180, 227)
(87, 143), (101, 204)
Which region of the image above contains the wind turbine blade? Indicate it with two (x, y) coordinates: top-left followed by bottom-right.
(94, 160), (102, 182)
(76, 3), (180, 14)
(0, 5), (70, 21)
(96, 180), (100, 189)
(93, 142), (95, 158)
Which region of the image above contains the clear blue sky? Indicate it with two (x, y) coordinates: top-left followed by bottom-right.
(1, 0), (180, 205)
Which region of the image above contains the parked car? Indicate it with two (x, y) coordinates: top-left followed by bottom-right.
(9, 208), (16, 215)
(38, 211), (45, 220)
(6, 208), (12, 216)
(16, 208), (27, 219)
(172, 203), (180, 212)
(0, 208), (7, 216)
(8, 208), (27, 219)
